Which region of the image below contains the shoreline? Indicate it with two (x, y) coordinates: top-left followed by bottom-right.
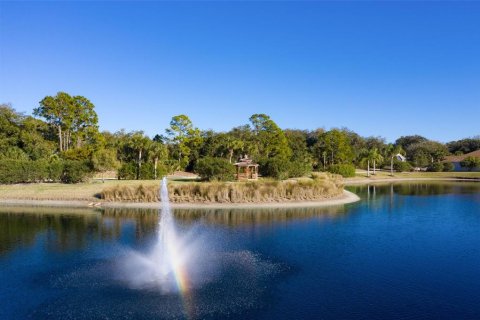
(0, 177), (478, 211)
(345, 177), (480, 185)
(0, 190), (360, 210)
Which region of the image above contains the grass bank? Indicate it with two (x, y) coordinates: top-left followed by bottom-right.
(346, 170), (480, 185)
(100, 173), (344, 203)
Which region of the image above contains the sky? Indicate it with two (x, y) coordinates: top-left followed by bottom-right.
(0, 1), (479, 143)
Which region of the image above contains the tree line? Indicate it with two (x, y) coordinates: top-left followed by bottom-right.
(1, 92), (479, 183)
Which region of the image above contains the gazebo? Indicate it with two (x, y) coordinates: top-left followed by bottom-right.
(234, 155), (259, 180)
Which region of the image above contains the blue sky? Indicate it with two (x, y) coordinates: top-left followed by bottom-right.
(1, 1), (479, 143)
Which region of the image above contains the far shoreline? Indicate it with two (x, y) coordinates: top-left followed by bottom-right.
(1, 176), (479, 211)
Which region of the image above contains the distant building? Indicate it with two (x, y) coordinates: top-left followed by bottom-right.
(443, 150), (480, 172)
(395, 154), (407, 162)
(234, 155), (259, 180)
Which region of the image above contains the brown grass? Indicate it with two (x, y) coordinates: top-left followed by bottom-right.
(100, 173), (344, 203)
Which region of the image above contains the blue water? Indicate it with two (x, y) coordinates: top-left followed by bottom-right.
(1, 182), (479, 319)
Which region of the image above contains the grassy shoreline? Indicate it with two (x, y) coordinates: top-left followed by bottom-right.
(0, 171), (478, 209)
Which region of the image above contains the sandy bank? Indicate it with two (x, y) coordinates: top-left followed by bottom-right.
(0, 190), (360, 210)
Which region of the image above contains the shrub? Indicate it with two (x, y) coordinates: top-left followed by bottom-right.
(327, 164), (355, 178)
(443, 162), (455, 172)
(0, 159), (91, 184)
(118, 162), (137, 180)
(460, 156), (480, 171)
(393, 161), (412, 172)
(259, 157), (291, 180)
(61, 160), (91, 183)
(427, 162), (444, 172)
(288, 160), (312, 178)
(0, 159), (48, 183)
(195, 157), (235, 181)
(139, 163), (155, 180)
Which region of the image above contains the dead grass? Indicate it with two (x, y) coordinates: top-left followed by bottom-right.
(100, 173), (344, 203)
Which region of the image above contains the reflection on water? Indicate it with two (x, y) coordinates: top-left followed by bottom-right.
(1, 182), (480, 320)
(1, 181), (479, 257)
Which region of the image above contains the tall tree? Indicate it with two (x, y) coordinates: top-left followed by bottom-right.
(315, 129), (354, 166)
(127, 131), (151, 180)
(166, 115), (202, 169)
(34, 92), (98, 152)
(249, 114), (291, 160)
(148, 141), (168, 179)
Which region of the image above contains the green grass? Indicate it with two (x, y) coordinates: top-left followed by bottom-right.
(348, 170), (480, 181)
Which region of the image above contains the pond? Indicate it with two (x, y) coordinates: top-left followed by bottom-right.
(1, 182), (480, 319)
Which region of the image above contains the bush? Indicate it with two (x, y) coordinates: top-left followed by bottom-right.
(393, 161), (412, 172)
(460, 156), (480, 171)
(61, 160), (91, 183)
(443, 162), (455, 172)
(118, 162), (137, 180)
(47, 160), (64, 181)
(139, 163), (155, 180)
(259, 157), (291, 180)
(427, 162), (444, 172)
(0, 159), (90, 184)
(327, 164), (355, 178)
(288, 160), (312, 178)
(195, 157), (235, 181)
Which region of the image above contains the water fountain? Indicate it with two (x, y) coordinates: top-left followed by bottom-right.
(119, 177), (196, 293)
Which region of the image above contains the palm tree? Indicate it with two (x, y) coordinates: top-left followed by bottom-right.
(128, 132), (151, 180)
(370, 148), (384, 175)
(360, 148), (372, 177)
(386, 144), (404, 176)
(149, 142), (168, 179)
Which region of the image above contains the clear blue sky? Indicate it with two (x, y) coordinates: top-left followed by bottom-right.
(1, 1), (479, 143)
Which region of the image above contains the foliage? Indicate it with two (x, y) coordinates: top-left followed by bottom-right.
(395, 135), (428, 152)
(92, 148), (119, 181)
(327, 164), (356, 177)
(166, 114), (203, 169)
(117, 162), (137, 180)
(393, 160), (412, 172)
(460, 156), (480, 171)
(3, 97), (480, 185)
(314, 129), (354, 166)
(259, 157), (291, 180)
(34, 92), (98, 152)
(61, 160), (92, 183)
(249, 114), (292, 160)
(443, 162), (455, 172)
(407, 141), (449, 167)
(447, 138), (480, 155)
(0, 159), (90, 184)
(427, 162), (445, 172)
(194, 157), (235, 181)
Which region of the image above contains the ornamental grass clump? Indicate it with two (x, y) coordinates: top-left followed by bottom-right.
(100, 173), (343, 203)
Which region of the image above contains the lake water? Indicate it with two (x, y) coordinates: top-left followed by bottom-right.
(1, 182), (480, 319)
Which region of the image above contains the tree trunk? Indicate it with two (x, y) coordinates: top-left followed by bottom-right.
(367, 160), (370, 177)
(58, 126), (63, 152)
(154, 158), (158, 180)
(229, 149), (233, 163)
(373, 160), (376, 175)
(137, 150), (142, 180)
(391, 156), (394, 176)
